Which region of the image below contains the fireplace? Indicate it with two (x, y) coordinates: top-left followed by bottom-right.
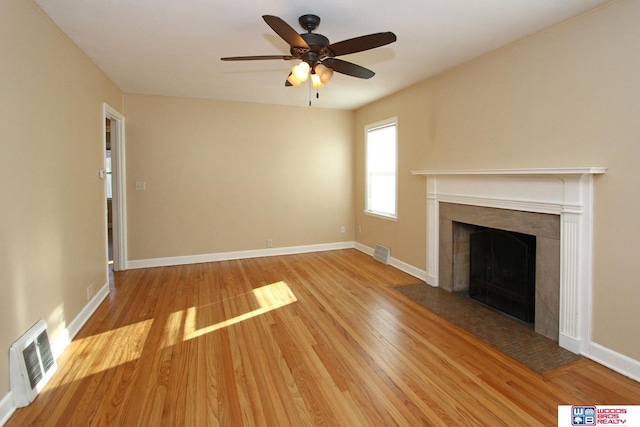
(444, 205), (558, 339)
(412, 167), (607, 354)
(469, 227), (536, 323)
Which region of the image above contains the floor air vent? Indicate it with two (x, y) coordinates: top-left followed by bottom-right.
(373, 244), (391, 265)
(10, 320), (58, 408)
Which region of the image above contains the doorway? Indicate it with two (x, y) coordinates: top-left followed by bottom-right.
(104, 104), (127, 272)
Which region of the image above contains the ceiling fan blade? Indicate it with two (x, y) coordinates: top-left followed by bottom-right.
(262, 15), (310, 49)
(328, 32), (396, 56)
(221, 55), (294, 61)
(323, 58), (375, 79)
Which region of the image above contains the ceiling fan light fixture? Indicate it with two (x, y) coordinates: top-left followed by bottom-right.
(311, 73), (325, 89)
(314, 63), (334, 84)
(292, 62), (310, 81)
(286, 72), (302, 87)
(222, 14), (397, 96)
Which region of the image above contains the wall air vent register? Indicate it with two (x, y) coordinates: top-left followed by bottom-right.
(9, 320), (58, 407)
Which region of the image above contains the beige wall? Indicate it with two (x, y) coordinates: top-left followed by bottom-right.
(3, 0), (638, 406)
(355, 0), (640, 361)
(124, 95), (354, 261)
(0, 0), (123, 398)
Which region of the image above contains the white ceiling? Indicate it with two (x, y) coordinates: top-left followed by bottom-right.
(34, 0), (611, 110)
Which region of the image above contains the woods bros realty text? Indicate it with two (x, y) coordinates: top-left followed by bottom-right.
(558, 405), (640, 426)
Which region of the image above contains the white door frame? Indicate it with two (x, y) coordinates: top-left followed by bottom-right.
(104, 103), (128, 271)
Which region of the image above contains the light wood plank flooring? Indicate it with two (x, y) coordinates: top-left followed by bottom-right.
(7, 249), (640, 426)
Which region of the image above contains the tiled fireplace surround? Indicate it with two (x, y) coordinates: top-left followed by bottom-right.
(412, 168), (607, 355)
(440, 203), (560, 340)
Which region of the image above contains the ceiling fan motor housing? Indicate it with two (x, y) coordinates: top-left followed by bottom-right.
(294, 33), (331, 64)
(298, 14), (321, 32)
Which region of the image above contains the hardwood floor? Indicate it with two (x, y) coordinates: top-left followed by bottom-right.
(7, 249), (640, 426)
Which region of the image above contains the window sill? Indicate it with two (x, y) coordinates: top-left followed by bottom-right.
(364, 211), (397, 222)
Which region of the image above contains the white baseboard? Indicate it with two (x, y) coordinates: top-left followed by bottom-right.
(390, 257), (427, 282)
(425, 274), (438, 287)
(354, 242), (427, 282)
(559, 333), (582, 356)
(354, 241), (374, 256)
(51, 282), (110, 359)
(0, 392), (15, 427)
(356, 242), (436, 285)
(127, 241), (356, 269)
(588, 342), (640, 383)
(0, 281), (110, 426)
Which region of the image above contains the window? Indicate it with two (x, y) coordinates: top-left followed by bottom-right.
(365, 117), (397, 219)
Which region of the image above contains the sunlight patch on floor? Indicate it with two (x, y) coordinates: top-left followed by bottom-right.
(183, 281), (297, 340)
(162, 309), (185, 348)
(57, 319), (154, 384)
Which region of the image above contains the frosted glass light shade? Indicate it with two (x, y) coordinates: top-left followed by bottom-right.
(287, 72), (302, 87)
(315, 63), (334, 84)
(292, 62), (310, 81)
(311, 73), (325, 88)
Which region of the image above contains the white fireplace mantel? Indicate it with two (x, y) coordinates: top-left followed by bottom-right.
(411, 167), (607, 355)
(411, 167), (607, 176)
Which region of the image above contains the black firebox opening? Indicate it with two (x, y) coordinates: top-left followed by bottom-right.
(469, 227), (536, 323)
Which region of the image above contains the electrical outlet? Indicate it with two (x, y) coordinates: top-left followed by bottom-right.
(87, 284), (94, 301)
(358, 225), (362, 233)
(267, 239), (273, 248)
(340, 226), (346, 233)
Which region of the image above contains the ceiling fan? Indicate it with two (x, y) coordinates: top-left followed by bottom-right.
(221, 14), (397, 89)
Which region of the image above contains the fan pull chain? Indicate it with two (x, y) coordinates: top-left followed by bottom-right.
(307, 78), (320, 107)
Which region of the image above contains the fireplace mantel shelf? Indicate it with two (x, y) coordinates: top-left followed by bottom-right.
(411, 167), (607, 176)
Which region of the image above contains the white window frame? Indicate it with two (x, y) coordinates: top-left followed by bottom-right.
(364, 117), (398, 220)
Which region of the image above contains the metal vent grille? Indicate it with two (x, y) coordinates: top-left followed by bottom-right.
(10, 320), (58, 407)
(373, 244), (391, 265)
(23, 342), (43, 390)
